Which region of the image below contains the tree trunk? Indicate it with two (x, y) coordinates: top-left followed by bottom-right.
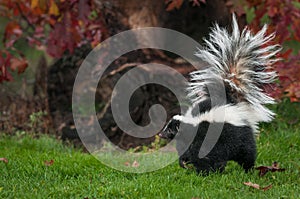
(47, 0), (234, 149)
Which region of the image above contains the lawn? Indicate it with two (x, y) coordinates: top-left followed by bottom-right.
(0, 101), (300, 198)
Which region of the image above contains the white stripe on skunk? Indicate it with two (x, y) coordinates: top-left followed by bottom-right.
(173, 102), (273, 133)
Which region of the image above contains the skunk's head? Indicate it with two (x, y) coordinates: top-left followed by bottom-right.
(158, 118), (180, 140)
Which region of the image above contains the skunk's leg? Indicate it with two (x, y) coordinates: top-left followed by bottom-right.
(214, 161), (227, 173)
(192, 158), (227, 174)
(179, 156), (189, 168)
(178, 149), (192, 168)
(236, 151), (256, 172)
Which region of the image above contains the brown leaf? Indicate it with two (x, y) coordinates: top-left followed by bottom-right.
(132, 160), (139, 168)
(44, 159), (54, 166)
(243, 182), (272, 191)
(0, 158), (8, 163)
(124, 160), (140, 167)
(243, 182), (260, 189)
(166, 0), (184, 11)
(10, 58), (28, 74)
(255, 161), (286, 177)
(261, 184), (273, 191)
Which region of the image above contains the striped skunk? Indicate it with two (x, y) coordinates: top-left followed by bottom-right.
(159, 14), (281, 174)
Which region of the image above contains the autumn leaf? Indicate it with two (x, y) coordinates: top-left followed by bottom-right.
(280, 49), (293, 60)
(166, 0), (184, 11)
(292, 20), (300, 42)
(44, 159), (54, 166)
(0, 157), (8, 163)
(0, 0), (107, 83)
(124, 160), (140, 167)
(243, 182), (260, 189)
(47, 12), (82, 57)
(0, 52), (13, 83)
(243, 182), (272, 191)
(10, 58), (28, 74)
(132, 160), (140, 168)
(49, 0), (59, 16)
(255, 161), (286, 177)
(30, 0), (47, 15)
(267, 5), (278, 18)
(261, 184), (273, 191)
(31, 0), (39, 9)
(3, 21), (22, 48)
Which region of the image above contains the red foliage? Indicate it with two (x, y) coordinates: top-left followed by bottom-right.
(165, 0), (203, 11)
(0, 51), (13, 82)
(166, 0), (300, 102)
(1, 0), (300, 102)
(243, 0), (300, 102)
(0, 0), (106, 83)
(165, 0), (184, 11)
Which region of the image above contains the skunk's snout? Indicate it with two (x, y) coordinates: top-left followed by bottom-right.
(158, 118), (180, 140)
(158, 130), (171, 140)
(158, 132), (165, 138)
(158, 129), (176, 140)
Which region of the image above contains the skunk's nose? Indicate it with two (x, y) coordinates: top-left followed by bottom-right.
(158, 132), (166, 139)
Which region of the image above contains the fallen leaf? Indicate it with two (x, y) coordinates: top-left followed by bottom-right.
(132, 160), (139, 168)
(243, 182), (272, 191)
(0, 158), (8, 163)
(261, 184), (273, 191)
(44, 159), (54, 166)
(243, 182), (260, 189)
(255, 161), (286, 177)
(124, 161), (130, 167)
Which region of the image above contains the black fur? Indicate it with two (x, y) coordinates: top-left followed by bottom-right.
(160, 119), (256, 174)
(159, 97), (256, 175)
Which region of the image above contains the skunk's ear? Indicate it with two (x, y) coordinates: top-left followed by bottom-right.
(158, 118), (180, 140)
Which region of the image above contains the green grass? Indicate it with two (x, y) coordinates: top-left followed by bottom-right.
(1, 102), (300, 198)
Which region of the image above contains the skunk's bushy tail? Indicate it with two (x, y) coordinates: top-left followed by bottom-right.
(187, 14), (281, 120)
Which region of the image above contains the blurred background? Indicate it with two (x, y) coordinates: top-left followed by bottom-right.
(0, 0), (299, 149)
